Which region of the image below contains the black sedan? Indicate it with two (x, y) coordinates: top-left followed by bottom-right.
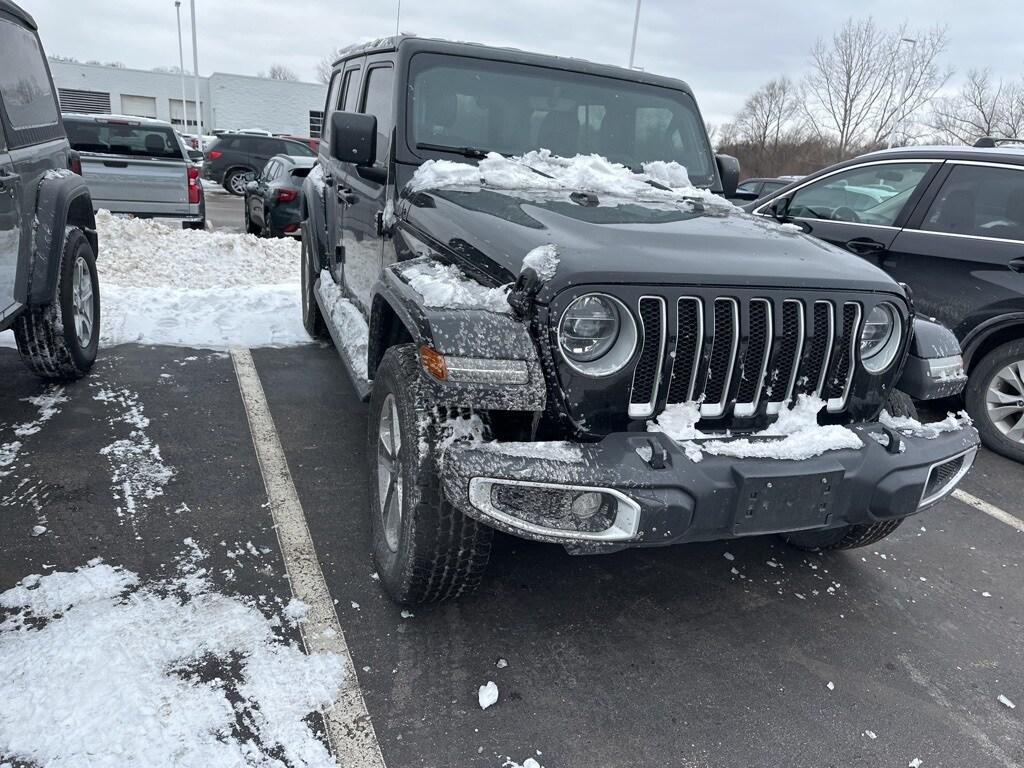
(243, 155), (315, 237)
(747, 144), (1024, 462)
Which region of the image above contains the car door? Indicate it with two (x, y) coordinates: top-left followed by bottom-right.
(884, 161), (1024, 342)
(760, 161), (940, 260)
(324, 63), (362, 285)
(339, 57), (393, 314)
(0, 130), (20, 317)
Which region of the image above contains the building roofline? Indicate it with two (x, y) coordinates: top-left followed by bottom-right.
(47, 58), (322, 87)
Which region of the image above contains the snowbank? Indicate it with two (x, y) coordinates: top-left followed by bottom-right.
(649, 395), (864, 462)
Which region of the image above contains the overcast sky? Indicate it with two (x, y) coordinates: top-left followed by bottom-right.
(26, 0), (1024, 125)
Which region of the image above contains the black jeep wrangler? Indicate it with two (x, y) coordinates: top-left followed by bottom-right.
(1, 1), (100, 379)
(301, 36), (979, 605)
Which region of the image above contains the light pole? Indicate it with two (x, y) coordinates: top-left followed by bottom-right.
(174, 2), (189, 134)
(628, 0), (642, 70)
(888, 37), (917, 149)
(189, 0), (204, 139)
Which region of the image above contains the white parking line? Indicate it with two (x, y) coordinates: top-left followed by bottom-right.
(231, 348), (386, 767)
(953, 489), (1024, 533)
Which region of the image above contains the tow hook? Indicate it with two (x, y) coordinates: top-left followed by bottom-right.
(507, 267), (542, 318)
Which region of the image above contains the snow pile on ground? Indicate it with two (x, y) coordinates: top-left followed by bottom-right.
(316, 269), (370, 382)
(400, 258), (512, 313)
(649, 395), (864, 462)
(1, 210), (310, 350)
(0, 558), (346, 767)
(521, 244), (559, 282)
(880, 409), (972, 438)
(407, 149), (733, 210)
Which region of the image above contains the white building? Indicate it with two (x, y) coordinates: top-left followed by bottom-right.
(48, 60), (327, 137)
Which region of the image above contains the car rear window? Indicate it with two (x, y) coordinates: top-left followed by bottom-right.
(290, 167), (312, 179)
(65, 119), (183, 160)
(281, 140), (315, 157)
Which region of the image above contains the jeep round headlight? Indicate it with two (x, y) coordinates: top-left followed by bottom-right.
(558, 293), (637, 376)
(860, 302), (902, 373)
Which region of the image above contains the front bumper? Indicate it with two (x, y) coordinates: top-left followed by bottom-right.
(442, 423), (980, 549)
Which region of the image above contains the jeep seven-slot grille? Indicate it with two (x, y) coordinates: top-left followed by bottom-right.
(631, 296), (862, 421)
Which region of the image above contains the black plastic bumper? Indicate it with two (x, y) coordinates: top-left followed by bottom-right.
(441, 423), (980, 549)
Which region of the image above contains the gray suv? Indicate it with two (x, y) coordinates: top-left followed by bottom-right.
(1, 0), (100, 379)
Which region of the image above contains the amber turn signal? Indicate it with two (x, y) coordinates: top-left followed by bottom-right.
(419, 346), (448, 381)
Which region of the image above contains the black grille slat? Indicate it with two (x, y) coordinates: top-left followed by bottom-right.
(767, 301), (802, 404)
(667, 299), (701, 404)
(795, 302), (832, 396)
(702, 299), (736, 409)
(630, 298), (664, 409)
(736, 300), (770, 405)
(824, 303), (859, 401)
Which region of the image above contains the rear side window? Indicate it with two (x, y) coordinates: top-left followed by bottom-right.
(922, 164), (1024, 241)
(291, 166), (312, 180)
(64, 120), (183, 159)
(342, 69), (361, 111)
(281, 140), (315, 157)
(0, 19), (60, 136)
(361, 66), (394, 165)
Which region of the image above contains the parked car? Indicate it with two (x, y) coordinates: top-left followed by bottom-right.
(243, 154), (314, 237)
(736, 176), (799, 199)
(278, 134), (320, 153)
(63, 113), (205, 230)
(301, 36), (979, 605)
(748, 145), (1024, 462)
(1, 0), (101, 379)
(203, 133), (316, 195)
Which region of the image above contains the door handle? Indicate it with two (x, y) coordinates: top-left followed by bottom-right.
(1010, 258), (1024, 274)
(845, 238), (886, 255)
(337, 187), (357, 205)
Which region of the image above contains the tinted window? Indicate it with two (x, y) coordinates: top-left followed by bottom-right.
(282, 140), (315, 157)
(789, 163), (932, 226)
(408, 53), (715, 186)
(252, 137), (281, 157)
(361, 66), (394, 165)
(922, 164), (1024, 241)
(737, 182), (759, 195)
(342, 69), (361, 112)
(0, 19), (59, 131)
(64, 119), (184, 159)
(762, 181), (787, 193)
(291, 166), (312, 179)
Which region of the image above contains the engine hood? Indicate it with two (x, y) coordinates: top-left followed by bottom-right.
(399, 185), (903, 299)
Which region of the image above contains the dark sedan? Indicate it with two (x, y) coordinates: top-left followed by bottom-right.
(244, 155), (315, 238)
(748, 145), (1024, 462)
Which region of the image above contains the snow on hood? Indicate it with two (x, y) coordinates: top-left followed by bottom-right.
(407, 149), (735, 211)
(521, 244), (559, 282)
(648, 395), (865, 462)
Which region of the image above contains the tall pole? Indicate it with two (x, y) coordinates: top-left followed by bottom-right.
(888, 37), (917, 149)
(189, 0), (203, 139)
(174, 2), (189, 134)
(628, 0), (642, 69)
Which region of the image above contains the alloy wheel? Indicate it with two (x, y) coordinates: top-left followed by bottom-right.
(986, 360), (1024, 443)
(377, 393), (404, 552)
(71, 255), (94, 348)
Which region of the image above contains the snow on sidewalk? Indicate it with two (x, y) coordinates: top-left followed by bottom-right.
(0, 557), (346, 767)
(0, 210), (311, 351)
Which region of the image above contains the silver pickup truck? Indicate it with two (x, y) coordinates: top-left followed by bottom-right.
(62, 113), (205, 229)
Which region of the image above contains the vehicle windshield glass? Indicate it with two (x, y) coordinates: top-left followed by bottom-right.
(64, 119), (184, 160)
(407, 52), (715, 188)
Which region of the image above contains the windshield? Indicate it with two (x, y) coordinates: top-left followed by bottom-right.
(407, 53), (716, 187)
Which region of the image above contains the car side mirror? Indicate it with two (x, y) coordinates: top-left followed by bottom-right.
(245, 180), (258, 194)
(330, 111), (377, 166)
(715, 153), (740, 197)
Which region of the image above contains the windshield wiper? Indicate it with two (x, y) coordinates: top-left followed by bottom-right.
(416, 142), (489, 159)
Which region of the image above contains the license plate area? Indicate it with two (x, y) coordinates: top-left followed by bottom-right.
(732, 466), (845, 535)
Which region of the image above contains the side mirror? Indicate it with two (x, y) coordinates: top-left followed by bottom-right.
(187, 149), (204, 162)
(245, 180), (258, 194)
(330, 111), (377, 166)
(715, 153), (740, 197)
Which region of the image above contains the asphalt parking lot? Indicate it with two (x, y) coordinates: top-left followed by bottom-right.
(203, 182), (244, 232)
(2, 341), (1021, 768)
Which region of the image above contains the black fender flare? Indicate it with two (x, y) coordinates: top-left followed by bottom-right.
(29, 172), (96, 305)
(301, 170), (329, 271)
(367, 263), (546, 412)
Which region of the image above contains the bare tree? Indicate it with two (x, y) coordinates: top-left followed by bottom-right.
(734, 77), (802, 148)
(317, 49), (344, 84)
(264, 63), (299, 81)
(803, 18), (949, 156)
(928, 69), (1011, 144)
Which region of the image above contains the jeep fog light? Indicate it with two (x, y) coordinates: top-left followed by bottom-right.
(571, 491), (605, 518)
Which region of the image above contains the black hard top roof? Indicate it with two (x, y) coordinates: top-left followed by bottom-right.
(0, 0), (36, 29)
(333, 34), (695, 96)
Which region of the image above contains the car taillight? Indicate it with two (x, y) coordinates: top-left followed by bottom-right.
(207, 150), (222, 161)
(283, 223), (300, 234)
(68, 153), (82, 175)
(276, 189), (297, 203)
(187, 165), (201, 204)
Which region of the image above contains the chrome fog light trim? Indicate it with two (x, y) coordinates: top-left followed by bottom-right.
(919, 447), (977, 508)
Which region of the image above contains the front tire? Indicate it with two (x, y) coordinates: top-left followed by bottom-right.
(965, 340), (1024, 463)
(368, 345), (493, 605)
(14, 227), (100, 380)
(300, 227), (326, 338)
(781, 389), (917, 552)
